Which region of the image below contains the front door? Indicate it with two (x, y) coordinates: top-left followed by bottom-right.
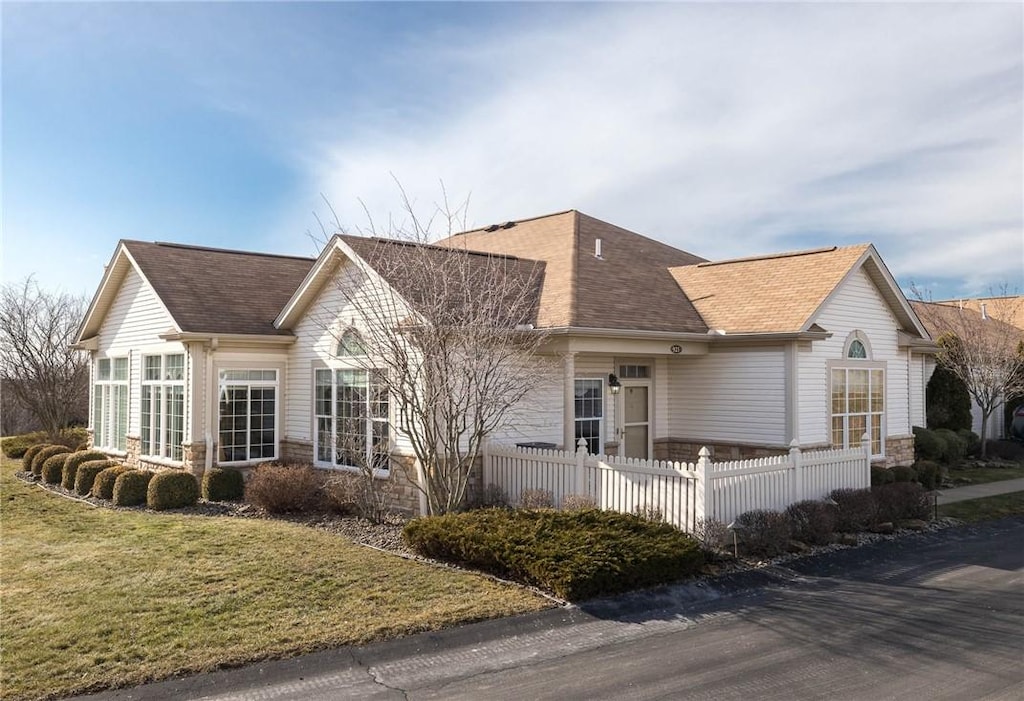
(621, 383), (651, 459)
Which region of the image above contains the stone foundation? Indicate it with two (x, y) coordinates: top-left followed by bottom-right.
(654, 438), (789, 463)
(884, 435), (915, 467)
(182, 442), (206, 477)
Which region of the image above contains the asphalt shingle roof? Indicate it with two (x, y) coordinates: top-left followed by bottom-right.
(123, 241), (315, 335)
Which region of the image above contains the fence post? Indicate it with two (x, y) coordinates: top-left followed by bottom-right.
(790, 439), (802, 502)
(695, 446), (711, 523)
(482, 438), (492, 490)
(861, 433), (871, 488)
(575, 437), (588, 496)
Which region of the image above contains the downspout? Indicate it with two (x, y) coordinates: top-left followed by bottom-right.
(205, 338), (217, 472)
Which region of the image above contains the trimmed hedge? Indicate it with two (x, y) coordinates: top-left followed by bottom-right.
(113, 470), (154, 507)
(40, 454), (68, 484)
(934, 428), (967, 464)
(147, 471), (199, 510)
(75, 460), (118, 495)
(92, 465), (133, 500)
(785, 500), (836, 546)
(870, 465), (895, 487)
(202, 467), (245, 502)
(31, 446), (70, 476)
(62, 451), (110, 490)
(2, 432), (45, 459)
(735, 509), (792, 557)
(403, 508), (704, 601)
(957, 429), (981, 458)
(830, 488), (879, 532)
(891, 465), (918, 483)
(875, 482), (932, 523)
(913, 426), (946, 463)
(913, 460), (943, 490)
(21, 443), (51, 471)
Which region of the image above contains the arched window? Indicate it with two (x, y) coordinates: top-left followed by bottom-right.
(336, 329), (366, 357)
(847, 339), (867, 359)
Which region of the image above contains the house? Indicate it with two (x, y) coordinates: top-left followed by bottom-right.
(911, 299), (1024, 441)
(75, 210), (937, 514)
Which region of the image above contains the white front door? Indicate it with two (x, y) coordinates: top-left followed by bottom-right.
(620, 382), (651, 459)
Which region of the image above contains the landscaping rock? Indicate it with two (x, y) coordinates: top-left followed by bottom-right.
(836, 533), (859, 546)
(871, 522), (895, 535)
(787, 540), (813, 554)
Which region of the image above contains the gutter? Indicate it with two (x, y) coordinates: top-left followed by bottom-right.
(159, 332), (297, 346)
(541, 326), (831, 343)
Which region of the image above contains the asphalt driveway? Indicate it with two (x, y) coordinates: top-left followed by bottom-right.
(78, 517), (1024, 701)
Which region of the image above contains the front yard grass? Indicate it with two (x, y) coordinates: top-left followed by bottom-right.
(946, 463), (1024, 486)
(0, 458), (550, 701)
(937, 492), (1024, 522)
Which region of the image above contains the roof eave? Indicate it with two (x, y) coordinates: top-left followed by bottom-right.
(540, 326), (830, 342)
(159, 331), (297, 346)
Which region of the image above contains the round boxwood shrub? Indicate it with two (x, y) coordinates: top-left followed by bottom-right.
(147, 470), (199, 511)
(21, 442), (51, 471)
(92, 465), (133, 500)
(75, 460), (118, 495)
(890, 465), (918, 483)
(957, 428), (981, 457)
(870, 465), (895, 487)
(933, 428), (966, 464)
(202, 467), (245, 502)
(112, 470), (154, 507)
(62, 450), (110, 490)
(913, 426), (946, 463)
(31, 445), (70, 476)
(40, 454), (68, 484)
(2, 431), (46, 459)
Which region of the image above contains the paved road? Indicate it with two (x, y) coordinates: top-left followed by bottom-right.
(80, 518), (1024, 701)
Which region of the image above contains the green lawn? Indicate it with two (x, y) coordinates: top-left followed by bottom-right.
(946, 463), (1024, 485)
(0, 458), (550, 701)
(938, 492), (1024, 522)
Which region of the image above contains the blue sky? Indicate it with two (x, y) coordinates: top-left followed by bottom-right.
(3, 2), (1022, 302)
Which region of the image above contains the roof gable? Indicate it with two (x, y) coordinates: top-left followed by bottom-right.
(671, 244), (928, 338)
(439, 210), (707, 333)
(78, 241), (315, 342)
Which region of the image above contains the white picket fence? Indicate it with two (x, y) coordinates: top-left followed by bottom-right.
(483, 438), (871, 532)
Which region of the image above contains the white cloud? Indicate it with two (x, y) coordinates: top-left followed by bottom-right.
(312, 3), (1023, 297)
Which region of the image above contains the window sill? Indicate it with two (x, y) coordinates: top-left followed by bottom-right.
(139, 455), (185, 468)
(93, 448), (127, 458)
(218, 457), (278, 467)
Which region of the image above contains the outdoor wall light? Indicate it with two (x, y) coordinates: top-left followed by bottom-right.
(608, 373), (622, 394)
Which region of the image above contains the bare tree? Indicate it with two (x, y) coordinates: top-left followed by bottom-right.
(0, 277), (89, 439)
(310, 187), (551, 514)
(911, 292), (1024, 457)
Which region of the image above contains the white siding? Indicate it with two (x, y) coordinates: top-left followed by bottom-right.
(908, 352), (926, 429)
(799, 267), (911, 446)
(668, 346), (787, 445)
(95, 267), (182, 438)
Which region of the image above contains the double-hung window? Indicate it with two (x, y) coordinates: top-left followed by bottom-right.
(218, 370), (277, 463)
(830, 333), (884, 457)
(93, 357), (128, 451)
(314, 368), (390, 473)
(141, 353), (185, 460)
(574, 378), (604, 454)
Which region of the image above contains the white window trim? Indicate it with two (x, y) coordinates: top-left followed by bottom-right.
(573, 377), (605, 454)
(313, 363), (392, 479)
(217, 369), (279, 465)
(828, 359), (886, 459)
(140, 353), (186, 461)
(93, 356), (129, 452)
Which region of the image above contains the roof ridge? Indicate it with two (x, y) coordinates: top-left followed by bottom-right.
(694, 245), (861, 268)
(339, 233), (539, 263)
(447, 209), (577, 237)
(124, 239), (315, 262)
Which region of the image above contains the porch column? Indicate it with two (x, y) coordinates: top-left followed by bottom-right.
(563, 352), (576, 451)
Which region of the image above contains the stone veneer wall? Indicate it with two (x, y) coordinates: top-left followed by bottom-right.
(279, 438), (423, 516)
(884, 435), (915, 467)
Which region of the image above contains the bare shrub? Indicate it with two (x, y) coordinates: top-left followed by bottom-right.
(691, 517), (729, 553)
(735, 509), (791, 557)
(785, 500), (836, 545)
(829, 488), (879, 532)
(561, 493), (598, 512)
(473, 483), (509, 509)
(874, 482), (932, 522)
(519, 489), (553, 509)
(245, 463), (323, 514)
